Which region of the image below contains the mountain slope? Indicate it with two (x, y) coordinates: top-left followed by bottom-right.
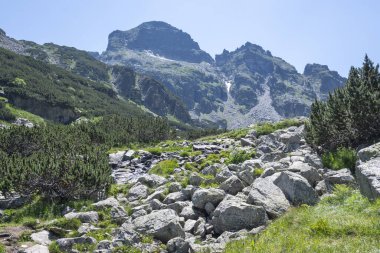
(0, 47), (150, 123)
(0, 29), (191, 123)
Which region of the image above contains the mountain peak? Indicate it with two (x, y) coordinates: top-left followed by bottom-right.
(106, 21), (213, 64)
(0, 28), (5, 36)
(303, 63), (330, 76)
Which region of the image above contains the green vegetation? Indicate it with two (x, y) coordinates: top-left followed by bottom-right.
(5, 103), (45, 125)
(198, 118), (303, 142)
(0, 47), (147, 123)
(322, 148), (357, 173)
(18, 230), (32, 242)
(48, 242), (62, 253)
(72, 242), (97, 252)
(224, 185), (380, 253)
(112, 245), (141, 253)
(107, 184), (131, 197)
(306, 56), (380, 151)
(253, 168), (264, 177)
(149, 159), (179, 177)
(0, 243), (4, 253)
(0, 196), (92, 226)
(87, 228), (112, 241)
(49, 218), (82, 230)
(0, 100), (16, 121)
(227, 149), (256, 164)
(0, 114), (173, 200)
(254, 118), (304, 137)
(141, 235), (154, 243)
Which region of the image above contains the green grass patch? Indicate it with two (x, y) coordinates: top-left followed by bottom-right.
(112, 245), (141, 253)
(322, 147), (357, 173)
(141, 234), (154, 243)
(253, 168), (264, 177)
(0, 244), (5, 253)
(5, 103), (45, 125)
(149, 159), (179, 177)
(224, 185), (380, 253)
(227, 149), (255, 164)
(48, 242), (63, 253)
(0, 196), (93, 226)
(49, 217), (82, 230)
(18, 230), (32, 242)
(200, 151), (230, 169)
(254, 118), (304, 137)
(107, 184), (131, 197)
(86, 228), (112, 241)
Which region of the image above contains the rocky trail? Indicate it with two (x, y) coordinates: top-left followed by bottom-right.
(1, 124), (379, 253)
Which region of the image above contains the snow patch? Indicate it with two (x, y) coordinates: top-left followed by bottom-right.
(144, 50), (174, 62)
(225, 81), (232, 93)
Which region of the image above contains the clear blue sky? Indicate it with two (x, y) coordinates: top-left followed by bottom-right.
(1, 0), (379, 76)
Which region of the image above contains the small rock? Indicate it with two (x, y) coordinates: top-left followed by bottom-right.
(23, 245), (49, 253)
(30, 230), (52, 245)
(92, 197), (119, 209)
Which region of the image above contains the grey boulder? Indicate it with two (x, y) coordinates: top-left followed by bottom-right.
(133, 209), (185, 243)
(247, 175), (290, 218)
(220, 176), (244, 195)
(192, 188), (225, 209)
(212, 197), (268, 234)
(274, 171), (318, 205)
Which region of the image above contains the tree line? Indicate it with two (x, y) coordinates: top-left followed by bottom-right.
(306, 56), (380, 151)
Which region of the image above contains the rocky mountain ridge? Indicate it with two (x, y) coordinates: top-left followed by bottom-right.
(0, 22), (347, 128)
(101, 21), (346, 128)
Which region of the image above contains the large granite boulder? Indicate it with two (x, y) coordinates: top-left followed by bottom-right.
(133, 209), (185, 243)
(273, 171), (318, 205)
(247, 174), (290, 218)
(212, 196), (268, 234)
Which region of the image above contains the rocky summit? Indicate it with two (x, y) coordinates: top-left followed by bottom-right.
(107, 21), (214, 64)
